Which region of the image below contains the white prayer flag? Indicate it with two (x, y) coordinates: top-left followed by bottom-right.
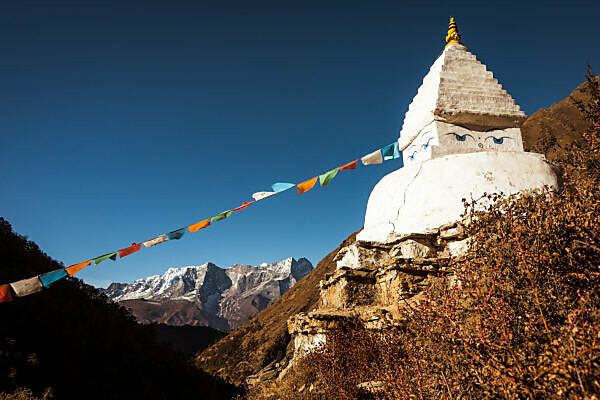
(252, 191), (277, 201)
(361, 149), (383, 165)
(10, 277), (43, 297)
(143, 234), (168, 248)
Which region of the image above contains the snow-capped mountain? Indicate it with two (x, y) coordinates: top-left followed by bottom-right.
(102, 257), (313, 329)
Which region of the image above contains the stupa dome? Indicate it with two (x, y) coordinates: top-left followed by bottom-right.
(357, 18), (558, 243)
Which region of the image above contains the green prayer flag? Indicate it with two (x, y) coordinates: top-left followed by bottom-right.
(93, 252), (118, 266)
(319, 168), (339, 187)
(211, 211), (232, 222)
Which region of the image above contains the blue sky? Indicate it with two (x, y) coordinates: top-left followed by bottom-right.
(2, 1), (599, 288)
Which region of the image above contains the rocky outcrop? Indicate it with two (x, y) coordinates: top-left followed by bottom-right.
(103, 257), (313, 329)
(287, 222), (466, 364)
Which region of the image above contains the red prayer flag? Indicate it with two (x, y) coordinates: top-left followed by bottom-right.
(339, 159), (358, 171)
(0, 284), (13, 303)
(118, 243), (142, 258)
(231, 201), (256, 212)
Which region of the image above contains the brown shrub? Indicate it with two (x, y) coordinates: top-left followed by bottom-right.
(0, 388), (51, 400)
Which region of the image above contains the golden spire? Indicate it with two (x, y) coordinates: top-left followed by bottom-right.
(445, 17), (462, 48)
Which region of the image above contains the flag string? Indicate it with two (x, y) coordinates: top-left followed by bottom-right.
(0, 141), (403, 302)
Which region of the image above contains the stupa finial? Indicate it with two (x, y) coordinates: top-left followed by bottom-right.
(445, 17), (461, 48)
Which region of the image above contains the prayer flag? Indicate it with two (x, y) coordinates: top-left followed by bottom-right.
(212, 211), (232, 221)
(93, 252), (118, 266)
(252, 191), (276, 201)
(39, 268), (68, 288)
(10, 277), (43, 297)
(339, 159), (358, 171)
(382, 142), (401, 160)
(143, 235), (168, 248)
(231, 201), (255, 212)
(189, 219), (211, 233)
(297, 177), (318, 194)
(118, 243), (142, 258)
(66, 260), (91, 276)
(319, 168), (339, 187)
(271, 182), (295, 193)
(167, 228), (186, 240)
(211, 211), (232, 222)
(0, 284), (13, 303)
(361, 149), (383, 165)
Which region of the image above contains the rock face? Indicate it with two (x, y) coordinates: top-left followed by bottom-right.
(103, 257), (312, 329)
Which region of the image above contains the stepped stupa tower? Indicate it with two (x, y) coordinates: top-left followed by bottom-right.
(358, 18), (558, 243)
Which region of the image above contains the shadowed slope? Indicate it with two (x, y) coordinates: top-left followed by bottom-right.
(0, 218), (240, 400)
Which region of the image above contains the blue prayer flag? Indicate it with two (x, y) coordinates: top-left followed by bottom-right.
(271, 182), (295, 192)
(382, 142), (401, 161)
(167, 227), (186, 240)
(39, 268), (68, 288)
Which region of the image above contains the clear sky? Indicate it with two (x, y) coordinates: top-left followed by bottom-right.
(2, 0), (599, 288)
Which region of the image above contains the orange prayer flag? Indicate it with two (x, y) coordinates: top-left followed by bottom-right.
(339, 159), (358, 171)
(66, 260), (91, 276)
(118, 243), (142, 258)
(231, 201), (256, 212)
(0, 284), (13, 303)
(297, 176), (318, 194)
(189, 219), (211, 233)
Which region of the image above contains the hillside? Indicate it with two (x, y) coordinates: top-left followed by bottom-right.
(196, 78), (597, 389)
(196, 231), (359, 385)
(0, 218), (240, 400)
(521, 77), (596, 160)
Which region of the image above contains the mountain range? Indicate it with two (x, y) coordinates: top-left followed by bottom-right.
(103, 257), (313, 329)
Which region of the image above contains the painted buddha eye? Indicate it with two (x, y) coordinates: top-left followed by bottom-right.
(446, 133), (472, 142)
(408, 151), (417, 161)
(485, 136), (510, 144)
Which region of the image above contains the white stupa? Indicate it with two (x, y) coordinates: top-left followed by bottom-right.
(358, 18), (558, 243)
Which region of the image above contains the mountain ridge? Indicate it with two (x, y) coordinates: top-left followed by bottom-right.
(103, 257), (313, 329)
